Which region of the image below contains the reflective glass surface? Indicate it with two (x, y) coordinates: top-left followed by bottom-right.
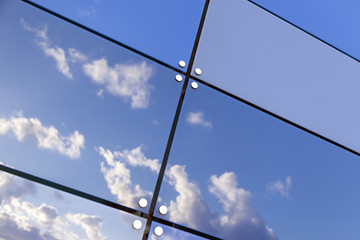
(193, 0), (360, 154)
(249, 0), (360, 61)
(155, 81), (360, 240)
(0, 0), (183, 211)
(0, 169), (145, 239)
(25, 0), (205, 69)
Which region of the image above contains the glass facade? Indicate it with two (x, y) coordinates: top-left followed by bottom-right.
(1, 0), (359, 239)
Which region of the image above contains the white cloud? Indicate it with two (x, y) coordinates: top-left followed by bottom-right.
(97, 146), (160, 207)
(77, 6), (97, 18)
(0, 170), (36, 202)
(0, 111), (85, 159)
(167, 165), (213, 231)
(83, 58), (153, 109)
(68, 48), (88, 63)
(96, 89), (104, 97)
(22, 19), (155, 109)
(267, 176), (292, 198)
(66, 213), (106, 240)
(209, 172), (277, 240)
(186, 112), (212, 129)
(21, 19), (72, 79)
(0, 172), (106, 240)
(166, 165), (277, 240)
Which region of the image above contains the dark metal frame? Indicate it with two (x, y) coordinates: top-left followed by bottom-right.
(1, 0), (357, 239)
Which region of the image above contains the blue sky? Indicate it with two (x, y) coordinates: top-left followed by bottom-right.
(250, 0), (360, 60)
(1, 0), (360, 240)
(27, 0), (205, 69)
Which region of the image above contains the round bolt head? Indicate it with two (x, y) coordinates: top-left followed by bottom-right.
(194, 68), (202, 75)
(191, 82), (199, 89)
(154, 226), (164, 236)
(158, 205), (168, 215)
(178, 60), (186, 68)
(132, 220), (142, 230)
(175, 75), (183, 82)
(138, 198), (148, 208)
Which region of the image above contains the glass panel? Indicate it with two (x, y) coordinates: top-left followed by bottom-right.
(155, 81), (360, 240)
(147, 222), (209, 240)
(0, 169), (145, 239)
(25, 0), (205, 69)
(249, 0), (360, 61)
(193, 0), (360, 154)
(0, 0), (183, 212)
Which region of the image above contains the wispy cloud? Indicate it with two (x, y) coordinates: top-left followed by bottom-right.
(186, 112), (212, 129)
(96, 144), (277, 239)
(21, 19), (72, 79)
(77, 6), (97, 18)
(267, 176), (292, 198)
(0, 111), (85, 159)
(96, 89), (104, 97)
(66, 213), (106, 240)
(0, 171), (107, 240)
(22, 19), (155, 109)
(83, 58), (153, 109)
(166, 165), (277, 240)
(68, 48), (88, 63)
(97, 146), (160, 207)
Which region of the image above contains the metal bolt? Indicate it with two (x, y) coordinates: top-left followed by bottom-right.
(138, 198), (148, 208)
(175, 75), (183, 82)
(154, 226), (164, 236)
(194, 68), (202, 75)
(178, 60), (186, 68)
(132, 220), (142, 230)
(191, 82), (199, 89)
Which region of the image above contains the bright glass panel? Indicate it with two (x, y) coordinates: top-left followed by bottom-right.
(249, 0), (360, 61)
(193, 0), (360, 154)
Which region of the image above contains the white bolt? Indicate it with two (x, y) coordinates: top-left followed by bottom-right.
(158, 205), (168, 215)
(154, 226), (164, 236)
(132, 220), (142, 230)
(175, 75), (183, 82)
(178, 60), (186, 68)
(194, 68), (202, 75)
(191, 82), (199, 89)
(138, 198), (148, 208)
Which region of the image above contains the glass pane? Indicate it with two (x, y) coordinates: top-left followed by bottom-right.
(147, 222), (210, 240)
(0, 169), (145, 239)
(155, 81), (360, 240)
(24, 0), (205, 69)
(0, 0), (183, 212)
(193, 0), (360, 154)
(249, 0), (360, 61)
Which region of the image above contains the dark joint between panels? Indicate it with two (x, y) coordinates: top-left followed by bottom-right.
(21, 0), (185, 75)
(142, 62), (190, 240)
(142, 0), (211, 239)
(190, 75), (360, 157)
(247, 0), (360, 64)
(0, 164), (149, 218)
(152, 216), (223, 240)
